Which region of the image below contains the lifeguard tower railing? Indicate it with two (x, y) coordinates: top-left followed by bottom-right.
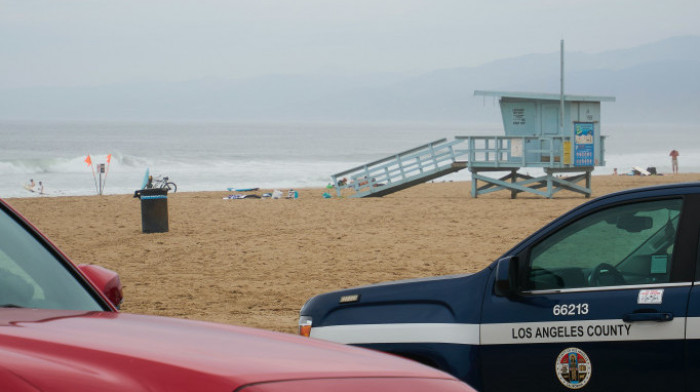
(331, 135), (603, 198)
(459, 135), (602, 198)
(331, 138), (468, 198)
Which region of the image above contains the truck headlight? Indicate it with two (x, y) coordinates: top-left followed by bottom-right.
(298, 316), (312, 337)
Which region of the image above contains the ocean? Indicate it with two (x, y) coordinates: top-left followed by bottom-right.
(1, 120), (697, 198)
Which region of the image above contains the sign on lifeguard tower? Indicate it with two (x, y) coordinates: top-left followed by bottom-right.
(574, 122), (594, 166)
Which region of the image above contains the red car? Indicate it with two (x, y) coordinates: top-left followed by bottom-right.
(0, 198), (474, 392)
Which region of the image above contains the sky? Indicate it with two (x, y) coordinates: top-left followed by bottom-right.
(1, 0), (699, 89)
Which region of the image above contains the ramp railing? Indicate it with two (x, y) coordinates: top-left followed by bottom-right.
(455, 135), (573, 168)
(330, 138), (468, 197)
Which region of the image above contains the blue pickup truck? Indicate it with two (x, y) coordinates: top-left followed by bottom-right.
(299, 182), (700, 391)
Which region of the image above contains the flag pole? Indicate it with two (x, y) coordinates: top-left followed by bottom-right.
(86, 155), (98, 194)
(102, 154), (112, 192)
(560, 39), (565, 135)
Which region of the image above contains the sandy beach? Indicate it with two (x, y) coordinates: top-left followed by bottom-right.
(5, 173), (699, 334)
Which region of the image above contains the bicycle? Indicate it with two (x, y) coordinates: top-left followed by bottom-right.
(148, 175), (177, 193)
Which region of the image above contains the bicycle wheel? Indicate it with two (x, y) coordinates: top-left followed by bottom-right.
(166, 182), (177, 193)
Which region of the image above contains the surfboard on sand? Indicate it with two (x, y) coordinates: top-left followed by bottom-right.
(633, 166), (651, 176)
(227, 187), (259, 192)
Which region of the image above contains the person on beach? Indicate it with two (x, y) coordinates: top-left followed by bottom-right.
(670, 149), (679, 174)
(24, 179), (36, 192)
(38, 181), (44, 195)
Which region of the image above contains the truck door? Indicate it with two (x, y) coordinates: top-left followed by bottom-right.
(684, 196), (700, 391)
(687, 274), (700, 391)
(480, 197), (694, 391)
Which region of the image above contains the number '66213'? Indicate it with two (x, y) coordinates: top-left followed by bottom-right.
(553, 303), (589, 316)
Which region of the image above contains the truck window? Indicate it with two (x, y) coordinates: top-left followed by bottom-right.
(527, 199), (682, 290)
(0, 208), (104, 310)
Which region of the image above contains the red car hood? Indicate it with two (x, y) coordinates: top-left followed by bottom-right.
(0, 309), (454, 391)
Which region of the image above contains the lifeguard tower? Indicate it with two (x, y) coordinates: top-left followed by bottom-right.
(330, 41), (615, 199)
(329, 90), (614, 199)
(466, 90), (615, 198)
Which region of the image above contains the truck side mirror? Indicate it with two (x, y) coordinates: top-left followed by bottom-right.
(616, 214), (653, 233)
(78, 264), (124, 309)
(494, 256), (519, 297)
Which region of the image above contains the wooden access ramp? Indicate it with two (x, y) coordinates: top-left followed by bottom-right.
(331, 138), (469, 198)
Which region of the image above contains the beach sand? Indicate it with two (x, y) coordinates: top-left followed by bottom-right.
(6, 173), (699, 334)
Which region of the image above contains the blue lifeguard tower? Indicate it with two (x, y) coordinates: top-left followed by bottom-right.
(465, 90), (615, 198)
(330, 42), (615, 199)
(329, 90), (614, 199)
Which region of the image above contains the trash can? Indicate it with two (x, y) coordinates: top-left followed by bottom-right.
(133, 188), (169, 233)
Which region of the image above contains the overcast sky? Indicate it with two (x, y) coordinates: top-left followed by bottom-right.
(2, 0), (699, 88)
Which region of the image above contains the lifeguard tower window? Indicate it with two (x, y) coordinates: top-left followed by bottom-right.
(542, 104), (559, 135)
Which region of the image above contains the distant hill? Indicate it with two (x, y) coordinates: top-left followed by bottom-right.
(1, 35), (698, 123)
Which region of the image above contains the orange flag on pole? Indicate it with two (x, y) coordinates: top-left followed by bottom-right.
(103, 154), (112, 191)
(85, 155), (92, 166)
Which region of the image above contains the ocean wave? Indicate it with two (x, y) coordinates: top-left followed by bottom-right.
(0, 158), (68, 174)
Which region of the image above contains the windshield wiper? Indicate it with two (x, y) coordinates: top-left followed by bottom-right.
(0, 304), (24, 308)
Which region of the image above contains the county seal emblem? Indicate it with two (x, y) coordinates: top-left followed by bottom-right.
(555, 347), (592, 389)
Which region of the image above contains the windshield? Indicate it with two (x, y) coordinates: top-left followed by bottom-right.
(0, 206), (104, 310)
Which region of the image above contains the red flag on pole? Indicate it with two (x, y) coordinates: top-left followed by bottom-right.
(106, 154), (112, 164)
(85, 154), (98, 193)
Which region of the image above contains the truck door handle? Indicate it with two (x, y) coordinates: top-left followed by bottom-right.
(622, 312), (673, 322)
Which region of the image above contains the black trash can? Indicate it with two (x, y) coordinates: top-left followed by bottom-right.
(133, 188), (169, 233)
